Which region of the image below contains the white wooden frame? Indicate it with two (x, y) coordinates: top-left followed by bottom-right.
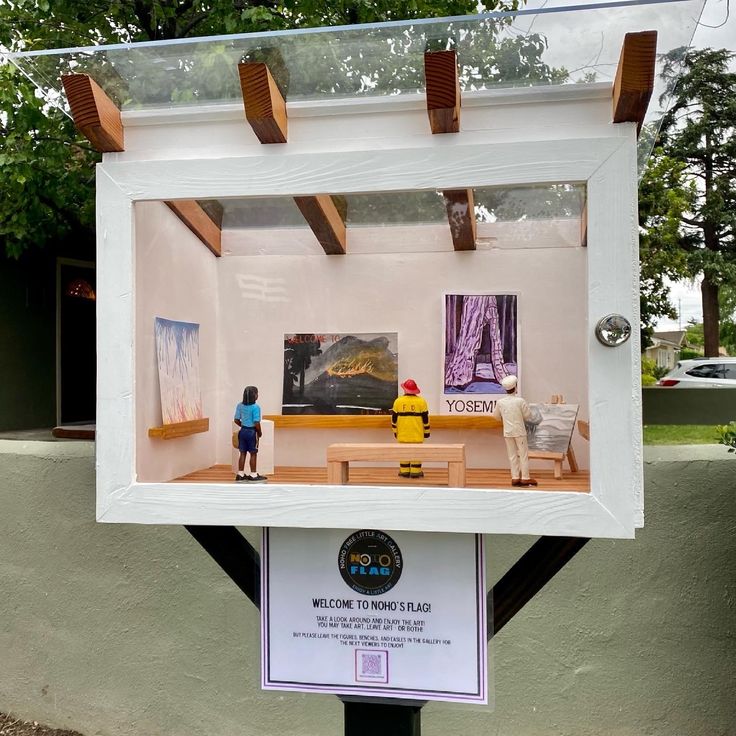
(95, 97), (642, 538)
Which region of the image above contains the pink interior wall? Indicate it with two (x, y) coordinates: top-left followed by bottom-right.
(135, 202), (219, 482)
(216, 238), (589, 471)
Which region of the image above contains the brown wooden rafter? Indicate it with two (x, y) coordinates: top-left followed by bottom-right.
(442, 189), (476, 251)
(423, 51), (476, 250)
(61, 74), (219, 257)
(294, 195), (347, 255)
(238, 62), (346, 254)
(612, 30), (658, 135)
(61, 73), (124, 152)
(165, 201), (222, 257)
(238, 61), (287, 144)
(424, 49), (460, 134)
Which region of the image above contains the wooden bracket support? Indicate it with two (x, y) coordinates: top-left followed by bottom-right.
(238, 61), (288, 143)
(489, 536), (590, 638)
(612, 30), (658, 135)
(164, 200), (222, 257)
(61, 73), (124, 152)
(185, 525), (261, 607)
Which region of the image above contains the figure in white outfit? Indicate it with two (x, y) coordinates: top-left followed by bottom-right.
(492, 375), (538, 487)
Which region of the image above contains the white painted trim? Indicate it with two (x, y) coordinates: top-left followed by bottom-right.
(100, 137), (624, 201)
(586, 126), (641, 533)
(95, 169), (136, 520)
(120, 83), (612, 127)
(99, 482), (631, 538)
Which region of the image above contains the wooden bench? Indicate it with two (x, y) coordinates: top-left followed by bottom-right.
(326, 443), (466, 487)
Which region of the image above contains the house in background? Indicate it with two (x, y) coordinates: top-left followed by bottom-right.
(643, 330), (686, 371)
(0, 239), (96, 433)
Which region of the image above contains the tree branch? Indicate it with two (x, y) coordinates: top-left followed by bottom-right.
(176, 11), (210, 38)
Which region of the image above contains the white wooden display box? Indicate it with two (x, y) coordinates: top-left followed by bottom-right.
(95, 87), (642, 538)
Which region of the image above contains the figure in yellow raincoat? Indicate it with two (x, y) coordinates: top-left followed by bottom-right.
(391, 378), (430, 478)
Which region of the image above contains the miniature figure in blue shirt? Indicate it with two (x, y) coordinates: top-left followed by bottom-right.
(234, 385), (267, 482)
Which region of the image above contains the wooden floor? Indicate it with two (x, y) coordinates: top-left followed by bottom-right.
(173, 465), (590, 492)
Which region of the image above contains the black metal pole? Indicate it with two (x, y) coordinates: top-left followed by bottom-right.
(343, 701), (422, 736)
(489, 535), (590, 638)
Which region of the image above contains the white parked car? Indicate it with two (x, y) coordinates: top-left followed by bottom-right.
(657, 357), (736, 388)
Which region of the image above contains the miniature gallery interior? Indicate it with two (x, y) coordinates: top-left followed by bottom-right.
(136, 184), (590, 491)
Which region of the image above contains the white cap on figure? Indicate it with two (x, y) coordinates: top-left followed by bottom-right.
(501, 375), (518, 391)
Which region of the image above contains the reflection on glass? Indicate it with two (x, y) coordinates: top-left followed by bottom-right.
(200, 183), (584, 231)
(6, 0), (705, 126)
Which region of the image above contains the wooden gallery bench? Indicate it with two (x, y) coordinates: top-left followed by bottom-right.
(326, 443), (466, 487)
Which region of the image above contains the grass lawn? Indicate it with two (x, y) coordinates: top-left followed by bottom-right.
(643, 425), (721, 445)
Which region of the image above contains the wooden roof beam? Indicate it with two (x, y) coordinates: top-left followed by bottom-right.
(294, 195), (347, 255)
(238, 61), (287, 143)
(238, 64), (347, 254)
(61, 73), (124, 152)
(165, 201), (222, 257)
(424, 49), (460, 134)
(424, 51), (476, 250)
(612, 30), (657, 135)
(443, 189), (476, 251)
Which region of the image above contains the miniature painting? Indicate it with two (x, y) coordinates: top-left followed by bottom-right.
(444, 294), (517, 395)
(282, 333), (398, 414)
(154, 317), (203, 424)
(526, 403), (579, 453)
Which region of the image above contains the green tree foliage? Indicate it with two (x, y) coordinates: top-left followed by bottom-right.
(0, 0), (572, 259)
(639, 48), (736, 356)
(0, 62), (97, 257)
(716, 420), (736, 453)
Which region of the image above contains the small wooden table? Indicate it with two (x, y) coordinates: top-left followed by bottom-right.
(326, 443), (467, 487)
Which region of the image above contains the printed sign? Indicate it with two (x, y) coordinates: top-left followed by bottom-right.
(261, 528), (487, 704)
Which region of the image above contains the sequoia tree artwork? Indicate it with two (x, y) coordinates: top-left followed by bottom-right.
(444, 294), (517, 395)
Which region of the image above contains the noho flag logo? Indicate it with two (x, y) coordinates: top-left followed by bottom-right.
(338, 529), (403, 596)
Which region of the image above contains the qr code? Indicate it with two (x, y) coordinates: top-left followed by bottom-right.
(355, 649), (389, 683)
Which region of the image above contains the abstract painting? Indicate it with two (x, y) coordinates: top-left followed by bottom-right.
(154, 317), (203, 424)
(282, 332), (398, 414)
(444, 294), (517, 395)
(526, 403), (579, 453)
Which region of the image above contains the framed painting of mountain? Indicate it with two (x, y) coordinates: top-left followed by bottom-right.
(281, 332), (398, 415)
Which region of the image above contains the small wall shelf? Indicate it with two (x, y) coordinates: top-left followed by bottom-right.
(148, 418), (209, 439)
(263, 415), (502, 430)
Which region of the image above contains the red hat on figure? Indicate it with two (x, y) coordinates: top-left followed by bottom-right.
(401, 378), (420, 395)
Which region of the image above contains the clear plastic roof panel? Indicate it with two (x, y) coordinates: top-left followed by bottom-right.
(5, 0), (705, 135)
(205, 183), (585, 231)
(202, 183), (585, 256)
